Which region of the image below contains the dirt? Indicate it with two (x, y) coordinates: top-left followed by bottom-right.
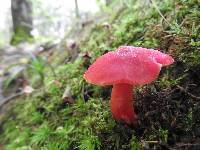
(137, 66), (200, 149)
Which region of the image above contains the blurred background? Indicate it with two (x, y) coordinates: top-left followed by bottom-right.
(0, 0), (107, 104)
(0, 0), (103, 46)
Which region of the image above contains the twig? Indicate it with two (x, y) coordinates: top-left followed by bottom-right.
(176, 85), (200, 100)
(145, 140), (159, 144)
(175, 143), (200, 148)
(150, 0), (172, 26)
(0, 92), (24, 109)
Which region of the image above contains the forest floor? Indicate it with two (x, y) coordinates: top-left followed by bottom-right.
(0, 45), (31, 104)
(0, 0), (200, 150)
(0, 43), (57, 106)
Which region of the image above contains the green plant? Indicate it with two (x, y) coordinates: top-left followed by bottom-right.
(29, 56), (46, 85)
(31, 123), (53, 145)
(130, 136), (142, 150)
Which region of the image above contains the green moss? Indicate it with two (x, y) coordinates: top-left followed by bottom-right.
(0, 94), (113, 149)
(11, 26), (34, 45)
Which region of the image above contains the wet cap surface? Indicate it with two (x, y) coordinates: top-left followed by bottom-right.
(84, 46), (174, 86)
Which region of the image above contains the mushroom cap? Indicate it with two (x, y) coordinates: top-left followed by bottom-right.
(84, 46), (174, 86)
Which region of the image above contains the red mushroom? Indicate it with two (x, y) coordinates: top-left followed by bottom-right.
(84, 46), (174, 124)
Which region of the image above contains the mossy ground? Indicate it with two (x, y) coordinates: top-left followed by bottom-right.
(0, 0), (200, 149)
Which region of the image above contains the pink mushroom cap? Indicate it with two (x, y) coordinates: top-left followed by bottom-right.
(84, 46), (174, 86)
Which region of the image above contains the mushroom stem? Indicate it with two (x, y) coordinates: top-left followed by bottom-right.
(110, 83), (137, 124)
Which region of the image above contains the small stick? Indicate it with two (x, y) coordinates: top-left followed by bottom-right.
(175, 143), (200, 148)
(145, 140), (159, 144)
(0, 92), (24, 113)
(150, 0), (172, 26)
(176, 85), (200, 100)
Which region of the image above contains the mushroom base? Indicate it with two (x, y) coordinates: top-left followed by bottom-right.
(110, 83), (137, 124)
